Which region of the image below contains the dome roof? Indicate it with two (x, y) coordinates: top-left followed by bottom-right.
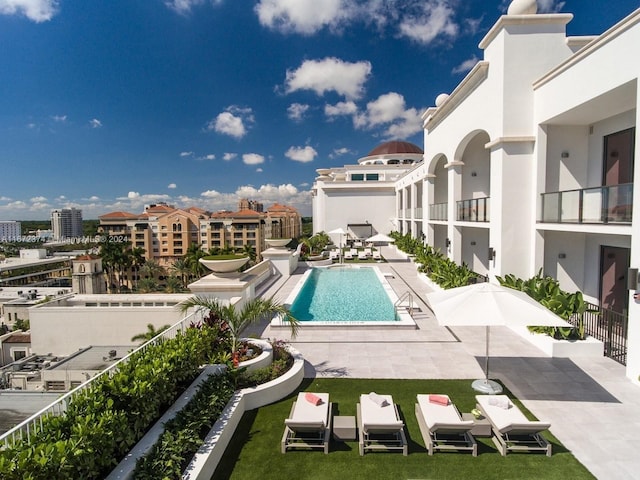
(367, 140), (423, 156)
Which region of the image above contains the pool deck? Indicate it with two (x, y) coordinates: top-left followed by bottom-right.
(249, 247), (640, 480)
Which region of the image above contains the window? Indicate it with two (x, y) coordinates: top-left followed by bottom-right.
(366, 173), (379, 181)
(13, 350), (27, 361)
(351, 173), (364, 181)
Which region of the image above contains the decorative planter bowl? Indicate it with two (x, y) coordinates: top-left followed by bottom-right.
(265, 238), (291, 248)
(199, 257), (249, 273)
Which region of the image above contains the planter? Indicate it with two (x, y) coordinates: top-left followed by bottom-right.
(199, 257), (249, 273)
(265, 238), (291, 248)
(238, 338), (272, 373)
(417, 272), (444, 292)
(510, 326), (604, 357)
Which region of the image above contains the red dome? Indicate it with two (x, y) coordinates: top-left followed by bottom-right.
(367, 140), (423, 156)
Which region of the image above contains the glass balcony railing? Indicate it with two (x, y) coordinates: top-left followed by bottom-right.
(415, 207), (423, 219)
(456, 197), (490, 222)
(540, 183), (633, 224)
(429, 202), (448, 221)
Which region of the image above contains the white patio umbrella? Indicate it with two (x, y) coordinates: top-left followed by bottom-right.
(328, 227), (348, 263)
(426, 282), (572, 394)
(366, 233), (395, 243)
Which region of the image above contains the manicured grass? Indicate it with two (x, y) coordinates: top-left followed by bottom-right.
(212, 378), (595, 480)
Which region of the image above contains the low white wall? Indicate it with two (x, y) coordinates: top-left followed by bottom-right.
(240, 338), (273, 372)
(510, 326), (604, 357)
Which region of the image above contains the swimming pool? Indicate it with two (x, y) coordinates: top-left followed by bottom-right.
(273, 266), (415, 327)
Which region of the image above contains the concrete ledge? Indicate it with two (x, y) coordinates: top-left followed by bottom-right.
(417, 272), (444, 292)
(510, 326), (604, 357)
(239, 338), (273, 373)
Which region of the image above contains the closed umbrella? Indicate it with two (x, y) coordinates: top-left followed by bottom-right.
(366, 233), (395, 243)
(328, 228), (347, 263)
(426, 282), (572, 394)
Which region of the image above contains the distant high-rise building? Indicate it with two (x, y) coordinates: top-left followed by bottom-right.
(51, 208), (83, 240)
(0, 220), (21, 241)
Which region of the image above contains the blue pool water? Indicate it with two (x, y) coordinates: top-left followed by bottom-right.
(289, 267), (397, 322)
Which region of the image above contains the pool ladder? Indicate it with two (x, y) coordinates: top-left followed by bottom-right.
(394, 291), (414, 316)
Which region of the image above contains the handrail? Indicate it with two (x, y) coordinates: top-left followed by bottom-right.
(394, 291), (414, 316)
(0, 309), (205, 448)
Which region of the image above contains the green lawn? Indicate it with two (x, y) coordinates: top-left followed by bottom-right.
(212, 378), (595, 480)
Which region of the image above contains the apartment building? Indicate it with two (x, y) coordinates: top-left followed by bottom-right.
(99, 200), (302, 267)
(51, 208), (83, 241)
(0, 221), (21, 242)
(313, 5), (640, 382)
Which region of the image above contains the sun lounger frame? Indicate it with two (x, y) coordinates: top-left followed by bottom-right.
(357, 401), (408, 456)
(281, 399), (333, 454)
(415, 398), (477, 456)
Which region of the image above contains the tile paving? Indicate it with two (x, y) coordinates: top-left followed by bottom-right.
(248, 248), (640, 480)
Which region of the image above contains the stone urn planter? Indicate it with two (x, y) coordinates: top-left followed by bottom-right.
(265, 238), (292, 249)
(199, 256), (249, 274)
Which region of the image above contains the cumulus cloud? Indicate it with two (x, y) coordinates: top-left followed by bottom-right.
(284, 57), (372, 100)
(199, 154), (216, 161)
(285, 145), (317, 163)
(180, 151), (194, 157)
(324, 101), (358, 118)
(255, 0), (348, 35)
(127, 192), (140, 199)
(0, 0), (59, 22)
(398, 0), (458, 44)
(206, 106), (254, 139)
(242, 153), (265, 165)
(223, 153), (237, 161)
(89, 118), (103, 128)
(452, 55), (479, 74)
(256, 168), (263, 173)
(51, 114), (67, 123)
(353, 92), (424, 139)
(164, 0), (204, 14)
(201, 189), (221, 198)
(538, 0), (565, 13)
(168, 183), (177, 189)
(329, 147), (352, 158)
(287, 103), (310, 121)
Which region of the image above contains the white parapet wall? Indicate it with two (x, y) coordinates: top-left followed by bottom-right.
(510, 325), (605, 357)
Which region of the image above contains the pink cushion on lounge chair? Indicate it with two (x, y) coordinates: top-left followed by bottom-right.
(428, 394), (449, 406)
(305, 392), (323, 405)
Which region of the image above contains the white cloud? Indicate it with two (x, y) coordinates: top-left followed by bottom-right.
(256, 168), (263, 173)
(198, 154), (215, 161)
(127, 192), (140, 199)
(51, 114), (67, 123)
(89, 118), (103, 128)
(398, 0), (458, 44)
(285, 145), (317, 163)
(324, 101), (358, 118)
(329, 147), (352, 158)
(201, 190), (221, 198)
(88, 196), (100, 201)
(538, 0), (565, 13)
(284, 57), (372, 100)
(164, 0), (203, 14)
(0, 0), (59, 22)
(255, 0), (347, 35)
(180, 151), (194, 157)
(242, 153), (265, 165)
(206, 106), (254, 139)
(287, 103), (310, 121)
(168, 183), (177, 189)
(452, 55), (479, 74)
(354, 92), (424, 139)
(223, 153), (237, 161)
(30, 196), (47, 202)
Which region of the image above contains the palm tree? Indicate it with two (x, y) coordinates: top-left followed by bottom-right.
(164, 275), (183, 293)
(184, 243), (207, 280)
(179, 296), (299, 359)
(100, 238), (125, 293)
(242, 244), (256, 264)
(130, 247), (146, 290)
(138, 277), (159, 293)
(170, 258), (191, 288)
(140, 259), (165, 280)
(131, 323), (170, 344)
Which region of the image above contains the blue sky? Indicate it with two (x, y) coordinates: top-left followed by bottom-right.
(1, 0), (638, 220)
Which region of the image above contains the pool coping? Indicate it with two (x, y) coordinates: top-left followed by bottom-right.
(270, 265), (417, 329)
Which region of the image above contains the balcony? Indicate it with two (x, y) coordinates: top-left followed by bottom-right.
(414, 207), (423, 219)
(429, 202), (448, 221)
(540, 183), (632, 224)
(456, 197), (490, 222)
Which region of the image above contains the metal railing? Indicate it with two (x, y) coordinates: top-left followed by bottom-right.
(0, 309), (204, 447)
(394, 291), (414, 316)
(429, 202), (448, 221)
(540, 183), (633, 224)
(568, 302), (628, 365)
(456, 197), (490, 222)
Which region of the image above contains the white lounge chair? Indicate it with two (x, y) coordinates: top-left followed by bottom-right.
(357, 392), (408, 456)
(358, 250), (368, 260)
(372, 249), (382, 260)
(415, 394), (477, 456)
(344, 250), (354, 260)
(282, 392), (332, 454)
(476, 395), (552, 457)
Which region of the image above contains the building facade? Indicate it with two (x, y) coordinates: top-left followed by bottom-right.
(312, 4), (640, 383)
(51, 208), (83, 241)
(0, 221), (21, 242)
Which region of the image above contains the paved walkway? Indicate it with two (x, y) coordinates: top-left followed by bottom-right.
(250, 248), (640, 480)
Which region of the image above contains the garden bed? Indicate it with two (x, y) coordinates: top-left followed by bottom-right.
(510, 326), (604, 357)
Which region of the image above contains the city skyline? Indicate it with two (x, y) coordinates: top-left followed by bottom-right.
(1, 0), (638, 220)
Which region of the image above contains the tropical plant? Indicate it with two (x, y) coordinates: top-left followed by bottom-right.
(179, 296), (299, 362)
(131, 323), (171, 344)
(137, 277), (159, 293)
(164, 275), (184, 293)
(170, 258), (191, 288)
(130, 247), (146, 290)
(183, 243), (207, 279)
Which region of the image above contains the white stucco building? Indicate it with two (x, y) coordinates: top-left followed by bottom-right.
(312, 3), (640, 382)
